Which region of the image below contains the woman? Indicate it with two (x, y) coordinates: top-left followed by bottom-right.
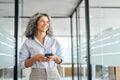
(19, 12), (64, 80)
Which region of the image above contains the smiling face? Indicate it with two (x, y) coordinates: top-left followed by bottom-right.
(37, 16), (50, 33)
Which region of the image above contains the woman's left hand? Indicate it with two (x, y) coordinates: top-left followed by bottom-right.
(47, 54), (57, 61)
(47, 54), (62, 64)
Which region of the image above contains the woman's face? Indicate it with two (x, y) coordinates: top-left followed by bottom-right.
(37, 16), (49, 33)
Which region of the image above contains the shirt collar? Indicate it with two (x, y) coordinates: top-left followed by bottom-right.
(34, 35), (49, 47)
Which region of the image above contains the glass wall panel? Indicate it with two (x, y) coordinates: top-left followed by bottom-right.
(79, 0), (88, 80)
(89, 0), (120, 80)
(0, 0), (15, 80)
(52, 18), (72, 80)
(71, 11), (78, 80)
(17, 0), (29, 80)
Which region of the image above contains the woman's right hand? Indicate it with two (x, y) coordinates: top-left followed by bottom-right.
(25, 53), (48, 68)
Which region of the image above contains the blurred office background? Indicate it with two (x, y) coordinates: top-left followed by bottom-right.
(0, 0), (120, 80)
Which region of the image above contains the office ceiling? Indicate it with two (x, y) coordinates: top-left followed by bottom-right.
(22, 0), (81, 17)
(0, 0), (120, 17)
(0, 0), (81, 17)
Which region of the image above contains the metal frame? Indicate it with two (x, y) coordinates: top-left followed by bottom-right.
(14, 0), (19, 80)
(84, 0), (92, 80)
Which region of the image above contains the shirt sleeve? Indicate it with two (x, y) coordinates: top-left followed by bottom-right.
(56, 41), (64, 64)
(19, 42), (30, 69)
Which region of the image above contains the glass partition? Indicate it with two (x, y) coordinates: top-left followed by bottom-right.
(52, 18), (72, 80)
(79, 0), (88, 80)
(89, 0), (120, 80)
(71, 12), (78, 80)
(0, 0), (15, 80)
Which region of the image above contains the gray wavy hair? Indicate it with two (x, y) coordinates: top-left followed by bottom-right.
(25, 12), (54, 39)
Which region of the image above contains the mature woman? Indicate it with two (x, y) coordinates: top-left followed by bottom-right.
(19, 12), (64, 80)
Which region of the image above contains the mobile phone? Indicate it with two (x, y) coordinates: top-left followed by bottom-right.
(45, 53), (53, 57)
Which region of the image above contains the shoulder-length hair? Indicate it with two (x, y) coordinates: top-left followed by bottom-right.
(25, 12), (54, 39)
